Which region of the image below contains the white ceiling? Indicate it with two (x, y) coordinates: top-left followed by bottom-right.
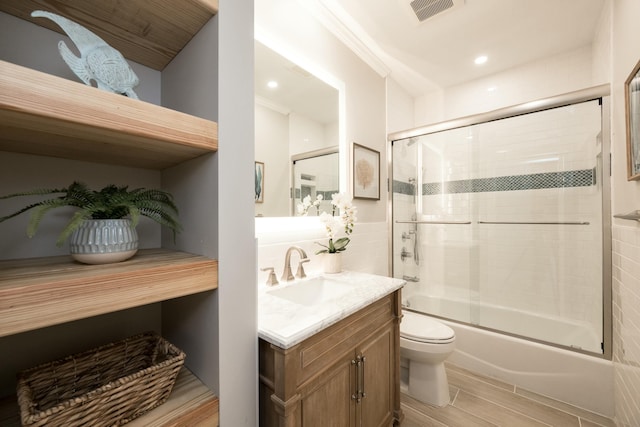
(317, 0), (606, 96)
(255, 0), (607, 123)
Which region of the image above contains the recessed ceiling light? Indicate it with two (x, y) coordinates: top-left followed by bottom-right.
(474, 55), (488, 65)
(267, 80), (278, 89)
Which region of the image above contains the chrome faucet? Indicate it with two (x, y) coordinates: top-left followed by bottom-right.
(282, 246), (309, 281)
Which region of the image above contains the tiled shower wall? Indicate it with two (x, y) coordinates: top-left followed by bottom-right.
(613, 224), (640, 427)
(393, 99), (604, 351)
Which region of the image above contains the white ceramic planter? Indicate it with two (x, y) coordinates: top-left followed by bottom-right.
(323, 252), (343, 274)
(69, 219), (138, 264)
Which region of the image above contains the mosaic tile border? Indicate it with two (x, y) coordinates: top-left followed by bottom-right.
(392, 180), (416, 196)
(393, 169), (595, 196)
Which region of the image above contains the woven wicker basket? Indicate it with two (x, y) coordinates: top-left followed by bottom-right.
(16, 332), (185, 427)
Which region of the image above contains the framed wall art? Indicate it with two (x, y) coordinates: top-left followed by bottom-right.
(352, 143), (380, 200)
(255, 161), (264, 203)
(625, 59), (640, 181)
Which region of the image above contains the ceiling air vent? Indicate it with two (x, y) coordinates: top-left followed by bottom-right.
(409, 0), (463, 22)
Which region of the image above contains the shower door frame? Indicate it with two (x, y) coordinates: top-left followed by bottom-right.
(388, 84), (612, 360)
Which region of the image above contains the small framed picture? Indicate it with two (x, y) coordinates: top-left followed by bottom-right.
(625, 59), (640, 181)
(352, 143), (380, 200)
(255, 161), (264, 203)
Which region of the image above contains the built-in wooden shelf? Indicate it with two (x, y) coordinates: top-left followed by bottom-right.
(0, 249), (218, 337)
(0, 367), (219, 427)
(0, 60), (218, 169)
(1, 3), (221, 423)
(0, 0), (218, 71)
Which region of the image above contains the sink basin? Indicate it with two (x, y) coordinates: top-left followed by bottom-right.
(267, 276), (352, 306)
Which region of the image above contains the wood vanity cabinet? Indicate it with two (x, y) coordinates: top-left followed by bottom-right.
(259, 290), (403, 427)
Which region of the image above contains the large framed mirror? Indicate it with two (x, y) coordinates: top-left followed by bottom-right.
(254, 39), (344, 217)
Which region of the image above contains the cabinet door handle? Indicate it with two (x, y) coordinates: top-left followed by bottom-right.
(360, 355), (366, 400)
(351, 355), (366, 403)
(351, 358), (360, 402)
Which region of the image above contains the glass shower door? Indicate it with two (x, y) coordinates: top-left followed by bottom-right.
(392, 98), (606, 354)
(392, 124), (477, 323)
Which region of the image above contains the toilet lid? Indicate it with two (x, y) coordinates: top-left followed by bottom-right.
(401, 311), (455, 343)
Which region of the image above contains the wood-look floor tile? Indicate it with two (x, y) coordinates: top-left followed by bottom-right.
(402, 393), (497, 427)
(449, 386), (459, 403)
(400, 364), (614, 427)
(452, 390), (552, 427)
(515, 387), (616, 427)
(446, 369), (581, 426)
(400, 403), (448, 427)
(446, 363), (514, 392)
(580, 419), (614, 427)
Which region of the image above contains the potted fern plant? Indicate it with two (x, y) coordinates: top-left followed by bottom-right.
(0, 181), (181, 264)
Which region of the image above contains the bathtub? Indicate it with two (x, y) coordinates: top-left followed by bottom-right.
(405, 293), (601, 353)
(404, 294), (614, 418)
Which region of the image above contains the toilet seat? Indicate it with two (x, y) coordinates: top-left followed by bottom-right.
(401, 311), (455, 344)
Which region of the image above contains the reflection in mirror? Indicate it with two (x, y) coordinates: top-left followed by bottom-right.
(292, 148), (339, 216)
(254, 40), (339, 217)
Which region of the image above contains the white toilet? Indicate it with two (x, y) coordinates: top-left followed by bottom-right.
(400, 310), (456, 407)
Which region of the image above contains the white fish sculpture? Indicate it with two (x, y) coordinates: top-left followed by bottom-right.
(31, 10), (140, 99)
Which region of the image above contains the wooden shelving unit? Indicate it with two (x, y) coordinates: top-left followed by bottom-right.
(0, 60), (218, 169)
(0, 1), (221, 424)
(0, 249), (218, 337)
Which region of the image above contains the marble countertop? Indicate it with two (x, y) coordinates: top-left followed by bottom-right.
(258, 271), (405, 349)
